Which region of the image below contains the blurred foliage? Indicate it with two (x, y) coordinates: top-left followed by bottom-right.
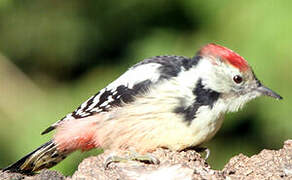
(0, 0), (291, 176)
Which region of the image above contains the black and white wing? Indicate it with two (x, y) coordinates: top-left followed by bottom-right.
(42, 55), (199, 134)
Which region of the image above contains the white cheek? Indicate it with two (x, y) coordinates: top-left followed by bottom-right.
(223, 92), (260, 113)
(195, 59), (235, 93)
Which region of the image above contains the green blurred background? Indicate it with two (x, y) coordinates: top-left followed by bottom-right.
(0, 0), (291, 176)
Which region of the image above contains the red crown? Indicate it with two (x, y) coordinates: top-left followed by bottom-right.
(199, 43), (249, 71)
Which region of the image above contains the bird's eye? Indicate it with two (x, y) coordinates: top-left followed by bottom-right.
(233, 75), (243, 84)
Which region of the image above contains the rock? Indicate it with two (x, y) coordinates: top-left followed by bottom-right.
(222, 140), (292, 180)
(0, 169), (64, 180)
(71, 148), (223, 180)
(1, 140), (292, 180)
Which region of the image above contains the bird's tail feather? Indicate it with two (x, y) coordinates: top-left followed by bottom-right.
(2, 140), (69, 174)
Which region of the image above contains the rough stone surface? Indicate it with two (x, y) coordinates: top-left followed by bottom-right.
(0, 169), (64, 180)
(222, 140), (292, 180)
(70, 148), (223, 180)
(1, 140), (292, 180)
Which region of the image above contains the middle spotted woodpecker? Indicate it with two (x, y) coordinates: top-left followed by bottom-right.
(3, 43), (282, 174)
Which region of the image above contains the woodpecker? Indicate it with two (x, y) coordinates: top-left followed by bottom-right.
(3, 43), (282, 174)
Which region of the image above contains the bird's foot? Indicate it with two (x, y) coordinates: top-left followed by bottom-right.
(182, 146), (210, 160)
(104, 151), (160, 169)
(194, 147), (210, 160)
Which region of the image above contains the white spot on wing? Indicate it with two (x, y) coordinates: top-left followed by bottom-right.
(90, 108), (102, 112)
(85, 94), (102, 111)
(107, 95), (114, 102)
(106, 63), (161, 89)
(100, 101), (109, 107)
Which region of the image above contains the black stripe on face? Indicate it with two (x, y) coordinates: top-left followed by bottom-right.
(193, 79), (221, 108)
(174, 78), (220, 125)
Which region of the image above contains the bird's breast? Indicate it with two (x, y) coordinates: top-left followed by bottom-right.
(96, 81), (225, 152)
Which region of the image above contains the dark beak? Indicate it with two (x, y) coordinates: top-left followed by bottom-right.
(256, 84), (283, 100)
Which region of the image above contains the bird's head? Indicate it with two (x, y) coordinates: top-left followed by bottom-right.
(195, 43), (282, 112)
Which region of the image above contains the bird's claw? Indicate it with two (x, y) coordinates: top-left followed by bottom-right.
(104, 155), (128, 169)
(194, 147), (210, 160)
(130, 153), (160, 164)
(104, 152), (160, 169)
